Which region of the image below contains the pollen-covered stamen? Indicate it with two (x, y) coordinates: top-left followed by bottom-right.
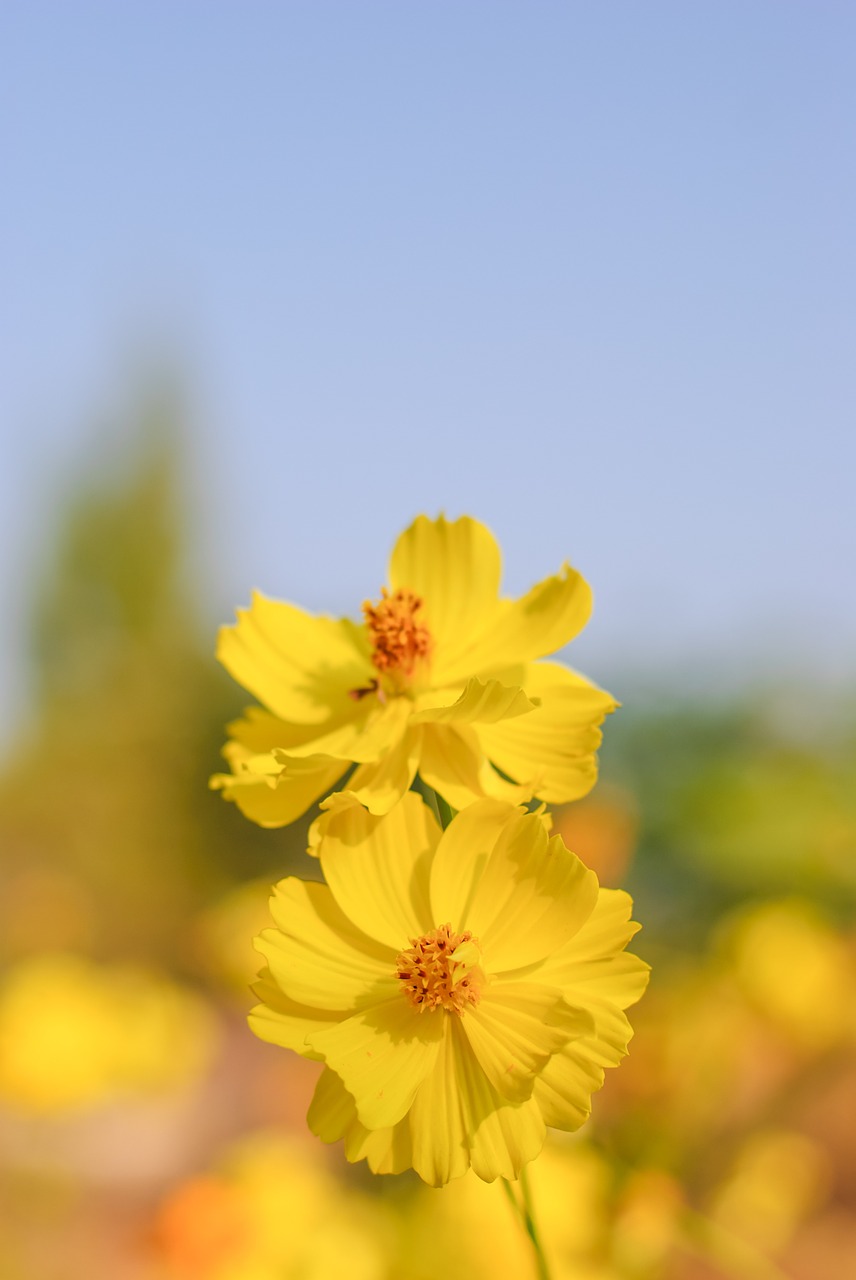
(396, 923), (483, 1015)
(363, 588), (432, 679)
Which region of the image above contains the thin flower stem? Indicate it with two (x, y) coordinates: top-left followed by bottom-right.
(435, 792), (457, 830)
(500, 1175), (524, 1220)
(421, 784), (443, 828)
(500, 1171), (552, 1280)
(519, 1165), (552, 1280)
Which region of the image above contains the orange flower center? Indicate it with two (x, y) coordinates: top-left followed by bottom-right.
(396, 924), (483, 1015)
(363, 588), (433, 680)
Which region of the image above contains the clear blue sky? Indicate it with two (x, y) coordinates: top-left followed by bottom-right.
(2, 2), (855, 736)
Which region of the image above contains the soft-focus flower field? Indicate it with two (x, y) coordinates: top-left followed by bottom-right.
(1, 421), (854, 1280)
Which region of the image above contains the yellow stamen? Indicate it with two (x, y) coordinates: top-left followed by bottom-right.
(363, 587), (432, 680)
(396, 924), (483, 1015)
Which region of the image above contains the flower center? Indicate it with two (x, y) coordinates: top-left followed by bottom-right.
(362, 588), (433, 681)
(396, 924), (483, 1015)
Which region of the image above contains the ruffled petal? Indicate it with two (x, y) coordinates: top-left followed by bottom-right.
(221, 706), (321, 752)
(412, 677), (538, 726)
(340, 725), (422, 815)
(256, 879), (396, 1011)
(210, 748), (347, 828)
(431, 807), (599, 972)
(462, 985), (594, 1102)
(307, 997), (444, 1130)
(450, 1019), (546, 1183)
(532, 889), (650, 1010)
(417, 725), (531, 811)
(307, 1067), (414, 1175)
(248, 969), (338, 1061)
(388, 515), (504, 687)
(217, 592), (371, 724)
(279, 695), (413, 764)
(477, 661), (616, 803)
(531, 1041), (605, 1131)
(315, 791), (437, 949)
(407, 1017), (470, 1186)
(431, 563), (591, 687)
(429, 800), (529, 929)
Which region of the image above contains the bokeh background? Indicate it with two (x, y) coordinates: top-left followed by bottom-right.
(2, 5), (855, 1278)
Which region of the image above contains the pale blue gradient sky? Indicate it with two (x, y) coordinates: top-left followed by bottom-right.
(2, 2), (855, 736)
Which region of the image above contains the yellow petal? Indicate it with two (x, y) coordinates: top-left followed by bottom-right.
(531, 1041), (605, 1131)
(428, 799), (526, 927)
(210, 749), (347, 829)
(407, 1018), (471, 1186)
(463, 985), (594, 1102)
(431, 807), (599, 971)
(316, 790), (439, 950)
(574, 1001), (636, 1067)
(307, 1063), (356, 1141)
(307, 996), (444, 1130)
(248, 968), (337, 1060)
(477, 661), (616, 803)
(278, 695), (413, 764)
(412, 677), (538, 726)
(533, 889), (650, 1011)
(256, 879), (396, 1011)
(449, 1018), (546, 1183)
(222, 705), (321, 752)
(388, 515), (504, 686)
(448, 563), (594, 683)
(418, 724), (531, 811)
(308, 1067), (414, 1175)
(217, 591), (371, 724)
(336, 726), (422, 816)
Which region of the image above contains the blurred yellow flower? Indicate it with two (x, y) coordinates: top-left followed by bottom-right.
(249, 793), (647, 1186)
(0, 953), (217, 1113)
(725, 900), (855, 1050)
(155, 1130), (391, 1280)
(211, 514), (615, 826)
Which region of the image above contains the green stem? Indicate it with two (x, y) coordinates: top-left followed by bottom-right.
(435, 791), (457, 830)
(419, 782), (457, 830)
(500, 1171), (552, 1280)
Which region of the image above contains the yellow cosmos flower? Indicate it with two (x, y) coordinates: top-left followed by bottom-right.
(211, 514), (616, 826)
(249, 793), (648, 1187)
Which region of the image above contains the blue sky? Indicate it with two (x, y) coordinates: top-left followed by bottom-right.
(2, 3), (855, 736)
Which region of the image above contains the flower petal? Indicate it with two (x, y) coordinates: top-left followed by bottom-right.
(217, 592), (371, 724)
(407, 1018), (471, 1186)
(210, 749), (347, 828)
(429, 799), (529, 929)
(248, 969), (338, 1060)
(256, 878), (396, 1011)
(451, 564), (593, 681)
(307, 996), (444, 1130)
(462, 984), (594, 1102)
(431, 807), (599, 972)
(534, 889), (650, 1012)
(279, 695), (413, 764)
(412, 677), (538, 726)
(308, 1068), (414, 1175)
(531, 1042), (605, 1131)
(341, 725), (422, 815)
(418, 725), (531, 811)
(388, 515), (504, 686)
(316, 790), (439, 950)
(448, 1019), (546, 1183)
(477, 661), (616, 803)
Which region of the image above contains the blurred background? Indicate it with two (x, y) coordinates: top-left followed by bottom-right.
(1, 4), (854, 1278)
